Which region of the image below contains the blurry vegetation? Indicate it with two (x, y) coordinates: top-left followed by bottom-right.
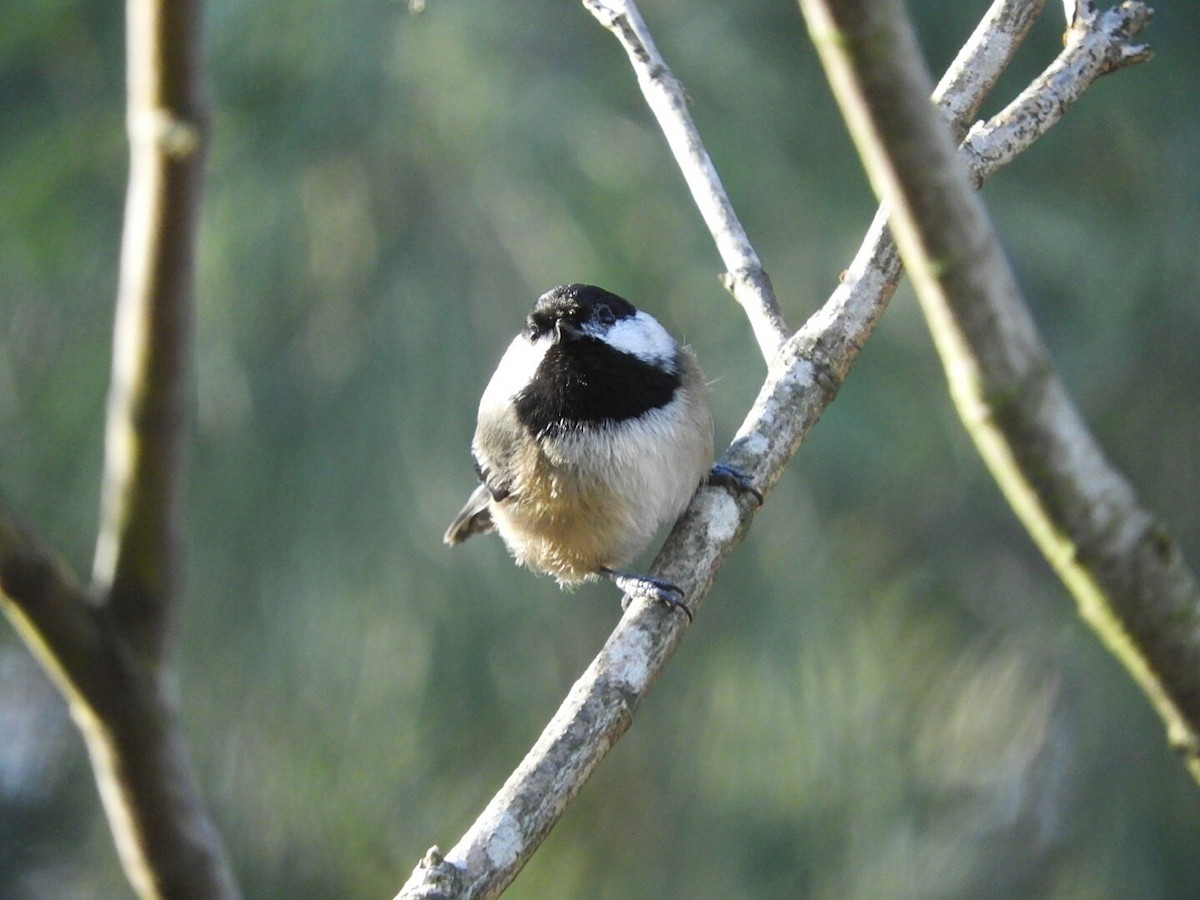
(2, 1), (1199, 898)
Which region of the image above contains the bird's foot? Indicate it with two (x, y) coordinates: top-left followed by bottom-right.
(600, 567), (692, 623)
(707, 463), (763, 505)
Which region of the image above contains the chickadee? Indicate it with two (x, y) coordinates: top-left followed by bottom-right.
(445, 283), (754, 618)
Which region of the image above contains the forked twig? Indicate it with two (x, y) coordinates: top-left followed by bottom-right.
(395, 1), (1154, 896)
(802, 0), (1200, 780)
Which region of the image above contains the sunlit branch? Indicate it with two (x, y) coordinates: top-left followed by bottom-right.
(800, 0), (1200, 785)
(582, 0), (790, 359)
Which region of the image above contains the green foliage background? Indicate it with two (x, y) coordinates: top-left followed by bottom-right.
(2, 1), (1199, 897)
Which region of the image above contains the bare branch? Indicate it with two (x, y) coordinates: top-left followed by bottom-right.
(800, 0), (1200, 783)
(935, 0), (1045, 140)
(2, 1), (240, 897)
(93, 0), (206, 662)
(1, 511), (106, 694)
(963, 1), (1154, 184)
(394, 2), (1151, 896)
(824, 0), (1137, 360)
(398, 596), (701, 900)
(582, 0), (790, 360)
(812, 0), (1046, 386)
(1, 507), (240, 900)
(1064, 0), (1098, 31)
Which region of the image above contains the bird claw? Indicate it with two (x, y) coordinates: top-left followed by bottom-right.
(707, 463), (763, 505)
(592, 466), (760, 624)
(602, 568), (692, 623)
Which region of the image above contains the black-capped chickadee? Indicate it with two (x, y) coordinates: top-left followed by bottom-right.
(445, 283), (755, 618)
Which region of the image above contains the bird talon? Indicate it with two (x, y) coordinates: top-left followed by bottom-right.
(602, 568), (692, 623)
(708, 463), (763, 505)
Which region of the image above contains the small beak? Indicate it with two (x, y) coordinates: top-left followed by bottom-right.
(554, 319), (583, 343)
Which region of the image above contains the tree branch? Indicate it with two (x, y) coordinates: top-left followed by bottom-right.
(394, 1), (1147, 896)
(799, 0), (1200, 783)
(581, 0), (790, 359)
(1, 507), (239, 900)
(93, 0), (205, 661)
(1, 1), (240, 897)
(935, 0), (1046, 142)
(1, 513), (109, 696)
(962, 1), (1153, 185)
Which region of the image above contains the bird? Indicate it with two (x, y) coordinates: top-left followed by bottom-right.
(444, 283), (756, 619)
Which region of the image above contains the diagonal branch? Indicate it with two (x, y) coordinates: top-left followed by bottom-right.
(394, 1), (1147, 896)
(581, 0), (790, 359)
(1, 513), (109, 696)
(962, 0), (1153, 184)
(799, 0), (1200, 783)
(1, 504), (239, 900)
(936, 0), (1047, 142)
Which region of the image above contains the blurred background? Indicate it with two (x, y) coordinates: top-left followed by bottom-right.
(2, 1), (1199, 897)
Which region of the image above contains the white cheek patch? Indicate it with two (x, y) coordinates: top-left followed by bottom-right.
(600, 311), (678, 369)
(478, 333), (548, 412)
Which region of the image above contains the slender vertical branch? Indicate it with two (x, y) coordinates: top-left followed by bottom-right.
(94, 0), (206, 662)
(89, 0), (239, 892)
(799, 0), (1200, 780)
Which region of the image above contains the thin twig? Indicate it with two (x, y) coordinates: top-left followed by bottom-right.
(963, 1), (1152, 184)
(800, 0), (1200, 782)
(935, 0), (1046, 141)
(393, 1), (1144, 895)
(814, 0), (1136, 374)
(800, 0), (1045, 395)
(582, 0), (790, 360)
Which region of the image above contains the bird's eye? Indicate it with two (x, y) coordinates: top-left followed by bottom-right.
(526, 321), (540, 341)
(595, 304), (615, 326)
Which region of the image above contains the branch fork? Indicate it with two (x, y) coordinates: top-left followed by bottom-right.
(398, 1), (1182, 897)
